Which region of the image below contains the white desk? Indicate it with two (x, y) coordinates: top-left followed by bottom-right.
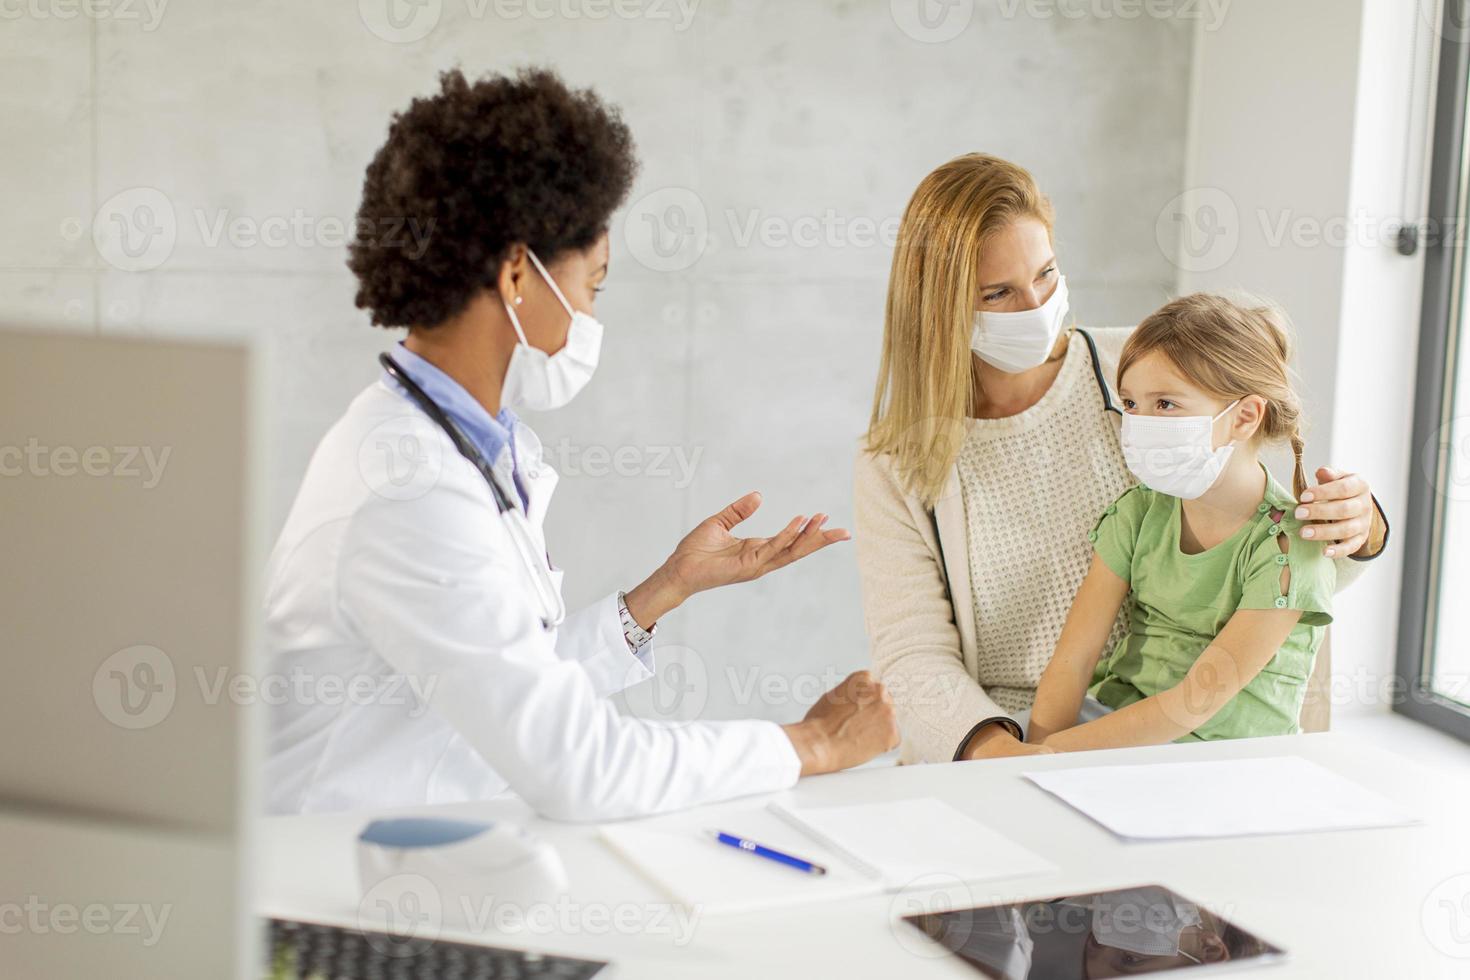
(257, 733), (1470, 978)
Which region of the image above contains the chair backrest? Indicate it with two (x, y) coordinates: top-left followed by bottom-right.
(1299, 627), (1332, 733)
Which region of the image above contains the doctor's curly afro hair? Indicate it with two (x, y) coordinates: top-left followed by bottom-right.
(347, 67), (638, 329)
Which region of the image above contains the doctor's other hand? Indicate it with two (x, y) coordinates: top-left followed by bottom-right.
(781, 670), (900, 776)
(626, 491), (850, 626)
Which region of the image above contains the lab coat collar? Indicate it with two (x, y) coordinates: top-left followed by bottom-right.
(383, 341), (535, 511)
(383, 341), (519, 477)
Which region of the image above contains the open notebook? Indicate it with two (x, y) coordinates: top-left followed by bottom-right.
(601, 797), (1055, 915)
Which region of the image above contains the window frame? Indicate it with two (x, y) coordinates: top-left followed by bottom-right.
(1396, 8), (1470, 742)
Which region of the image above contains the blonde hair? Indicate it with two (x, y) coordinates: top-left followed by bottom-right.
(865, 154), (1056, 505)
(1118, 292), (1310, 499)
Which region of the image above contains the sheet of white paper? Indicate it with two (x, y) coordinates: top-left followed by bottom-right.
(773, 797), (1056, 888)
(1023, 755), (1417, 840)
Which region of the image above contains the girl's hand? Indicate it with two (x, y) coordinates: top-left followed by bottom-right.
(1297, 466), (1384, 559)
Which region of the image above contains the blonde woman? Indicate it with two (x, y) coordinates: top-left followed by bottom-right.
(854, 154), (1389, 764)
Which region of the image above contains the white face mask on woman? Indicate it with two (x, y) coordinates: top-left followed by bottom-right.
(500, 249), (604, 412)
(1120, 398), (1242, 499)
(970, 274), (1070, 373)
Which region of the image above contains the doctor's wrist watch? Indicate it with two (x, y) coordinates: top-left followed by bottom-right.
(616, 591), (657, 653)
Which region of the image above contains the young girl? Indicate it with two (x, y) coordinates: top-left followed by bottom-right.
(1026, 293), (1334, 749)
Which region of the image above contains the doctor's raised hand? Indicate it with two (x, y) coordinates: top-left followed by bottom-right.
(262, 67), (897, 822)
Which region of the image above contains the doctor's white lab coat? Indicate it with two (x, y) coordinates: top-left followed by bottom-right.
(263, 379), (800, 819)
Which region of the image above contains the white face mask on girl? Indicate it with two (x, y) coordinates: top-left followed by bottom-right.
(1120, 398), (1242, 500)
(970, 274), (1070, 374)
(500, 249), (604, 412)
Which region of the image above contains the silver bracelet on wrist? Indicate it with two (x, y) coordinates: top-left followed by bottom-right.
(616, 590), (657, 653)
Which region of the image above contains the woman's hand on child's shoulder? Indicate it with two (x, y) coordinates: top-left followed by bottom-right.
(1297, 465), (1381, 558)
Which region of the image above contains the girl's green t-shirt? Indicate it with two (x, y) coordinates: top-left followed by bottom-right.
(1085, 466), (1335, 741)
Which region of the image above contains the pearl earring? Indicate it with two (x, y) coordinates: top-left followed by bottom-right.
(514, 296), (523, 306)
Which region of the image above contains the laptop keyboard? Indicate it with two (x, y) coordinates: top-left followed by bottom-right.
(266, 917), (610, 979)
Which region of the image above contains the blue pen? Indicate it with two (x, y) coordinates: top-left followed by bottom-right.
(708, 830), (828, 875)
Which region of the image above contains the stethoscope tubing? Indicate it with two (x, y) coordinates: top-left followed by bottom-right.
(378, 353), (566, 629)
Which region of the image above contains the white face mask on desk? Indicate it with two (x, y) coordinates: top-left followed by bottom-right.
(970, 274), (1070, 374)
(501, 249), (603, 412)
(1120, 399), (1241, 499)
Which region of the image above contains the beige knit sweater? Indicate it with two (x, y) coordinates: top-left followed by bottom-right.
(854, 327), (1359, 764)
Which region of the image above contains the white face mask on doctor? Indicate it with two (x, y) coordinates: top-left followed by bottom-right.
(1120, 398), (1242, 500)
(500, 249), (604, 412)
(970, 273), (1070, 374)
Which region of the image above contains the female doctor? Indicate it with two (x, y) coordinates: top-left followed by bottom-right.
(263, 68), (898, 819)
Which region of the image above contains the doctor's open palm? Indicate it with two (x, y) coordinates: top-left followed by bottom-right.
(623, 491), (851, 629)
(666, 490), (850, 595)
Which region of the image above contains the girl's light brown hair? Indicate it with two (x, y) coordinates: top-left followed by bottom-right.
(865, 153), (1056, 505)
(1118, 292), (1310, 499)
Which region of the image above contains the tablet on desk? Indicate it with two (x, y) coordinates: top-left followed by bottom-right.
(900, 884), (1284, 979)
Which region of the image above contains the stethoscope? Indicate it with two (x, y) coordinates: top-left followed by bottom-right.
(379, 352), (567, 630)
(1075, 326), (1125, 422)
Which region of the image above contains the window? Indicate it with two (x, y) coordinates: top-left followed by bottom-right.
(1400, 7), (1470, 742)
